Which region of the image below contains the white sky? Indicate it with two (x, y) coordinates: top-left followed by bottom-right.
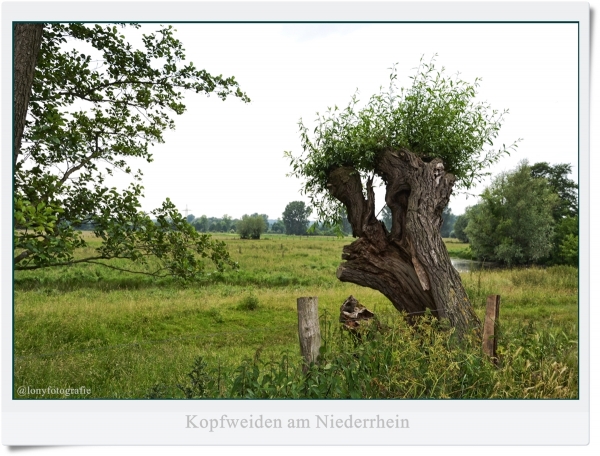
(120, 21), (578, 220)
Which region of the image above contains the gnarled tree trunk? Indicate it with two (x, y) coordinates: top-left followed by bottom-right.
(13, 23), (44, 168)
(327, 148), (480, 337)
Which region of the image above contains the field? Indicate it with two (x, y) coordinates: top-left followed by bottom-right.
(13, 233), (579, 399)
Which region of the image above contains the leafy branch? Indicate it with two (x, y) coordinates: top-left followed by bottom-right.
(286, 56), (520, 227)
(14, 23), (247, 279)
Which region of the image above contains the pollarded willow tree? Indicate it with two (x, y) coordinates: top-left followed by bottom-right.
(286, 58), (518, 336)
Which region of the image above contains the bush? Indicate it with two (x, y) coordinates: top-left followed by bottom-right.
(237, 295), (259, 311)
(207, 308), (224, 323)
(237, 215), (267, 239)
(466, 161), (558, 265)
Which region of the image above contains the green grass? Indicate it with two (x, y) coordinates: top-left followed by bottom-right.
(13, 234), (578, 399)
(443, 239), (473, 259)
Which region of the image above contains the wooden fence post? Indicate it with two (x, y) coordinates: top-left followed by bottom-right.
(297, 297), (321, 372)
(482, 295), (501, 363)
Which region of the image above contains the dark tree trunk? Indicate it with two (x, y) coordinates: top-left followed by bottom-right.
(327, 148), (480, 337)
(13, 23), (44, 168)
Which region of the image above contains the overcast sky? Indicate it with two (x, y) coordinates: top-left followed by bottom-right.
(112, 22), (578, 220)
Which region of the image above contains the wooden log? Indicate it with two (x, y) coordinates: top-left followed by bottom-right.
(482, 295), (501, 363)
(339, 295), (375, 329)
(297, 297), (321, 372)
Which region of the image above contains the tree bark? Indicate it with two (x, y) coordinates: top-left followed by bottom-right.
(13, 23), (44, 168)
(327, 148), (481, 336)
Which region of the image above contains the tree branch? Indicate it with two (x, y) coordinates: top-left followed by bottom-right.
(15, 255), (105, 270)
(13, 250), (33, 264)
(14, 253), (169, 278)
(50, 76), (187, 103)
(84, 260), (171, 277)
(326, 167), (369, 237)
(58, 145), (102, 186)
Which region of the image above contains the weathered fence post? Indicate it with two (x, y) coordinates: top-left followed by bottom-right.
(297, 297), (321, 373)
(482, 295), (501, 363)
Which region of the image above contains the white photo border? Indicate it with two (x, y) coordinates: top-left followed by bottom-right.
(1, 1), (590, 446)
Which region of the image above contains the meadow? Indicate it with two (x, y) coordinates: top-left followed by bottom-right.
(13, 233), (578, 399)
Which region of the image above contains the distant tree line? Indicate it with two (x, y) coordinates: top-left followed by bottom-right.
(188, 213), (268, 235)
(184, 201), (356, 238)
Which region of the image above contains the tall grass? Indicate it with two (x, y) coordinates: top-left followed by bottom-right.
(13, 235), (578, 399)
(156, 310), (577, 399)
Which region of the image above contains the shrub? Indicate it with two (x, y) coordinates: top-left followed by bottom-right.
(466, 162), (558, 265)
(237, 295), (259, 311)
(177, 356), (212, 398)
(207, 308), (224, 323)
(237, 215), (267, 239)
